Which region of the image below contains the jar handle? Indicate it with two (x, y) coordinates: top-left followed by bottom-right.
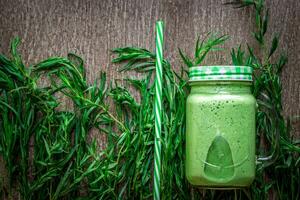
(255, 103), (280, 167)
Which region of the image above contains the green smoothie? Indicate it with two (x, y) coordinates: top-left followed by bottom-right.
(186, 81), (256, 188)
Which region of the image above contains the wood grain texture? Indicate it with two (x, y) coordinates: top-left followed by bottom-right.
(0, 0), (299, 135)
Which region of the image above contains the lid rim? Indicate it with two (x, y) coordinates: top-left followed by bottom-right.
(189, 65), (253, 82)
(189, 65), (252, 68)
(189, 72), (253, 76)
(189, 79), (253, 82)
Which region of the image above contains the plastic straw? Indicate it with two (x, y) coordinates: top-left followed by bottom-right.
(154, 20), (164, 200)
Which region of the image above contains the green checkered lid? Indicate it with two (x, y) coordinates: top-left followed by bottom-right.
(189, 66), (253, 82)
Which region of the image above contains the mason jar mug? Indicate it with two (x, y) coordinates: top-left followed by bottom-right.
(185, 66), (256, 188)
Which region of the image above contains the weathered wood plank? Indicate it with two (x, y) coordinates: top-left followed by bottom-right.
(0, 0), (299, 135)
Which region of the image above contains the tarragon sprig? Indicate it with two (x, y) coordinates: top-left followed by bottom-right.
(179, 33), (229, 67)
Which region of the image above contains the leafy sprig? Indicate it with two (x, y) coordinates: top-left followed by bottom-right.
(179, 33), (229, 67)
(227, 0), (299, 199)
(0, 38), (124, 200)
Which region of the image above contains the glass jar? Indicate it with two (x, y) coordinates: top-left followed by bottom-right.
(185, 66), (256, 188)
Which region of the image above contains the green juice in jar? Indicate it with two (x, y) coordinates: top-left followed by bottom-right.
(185, 66), (256, 188)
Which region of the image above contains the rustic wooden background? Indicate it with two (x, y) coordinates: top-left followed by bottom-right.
(0, 0), (299, 198)
(0, 0), (299, 134)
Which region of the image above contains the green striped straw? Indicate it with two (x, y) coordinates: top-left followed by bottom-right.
(154, 20), (163, 200)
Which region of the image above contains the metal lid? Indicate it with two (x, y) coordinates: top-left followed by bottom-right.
(189, 66), (253, 82)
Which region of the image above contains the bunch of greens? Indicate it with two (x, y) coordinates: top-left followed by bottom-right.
(0, 39), (193, 199)
(0, 38), (118, 199)
(226, 0), (300, 199)
(227, 0), (300, 199)
(0, 0), (299, 199)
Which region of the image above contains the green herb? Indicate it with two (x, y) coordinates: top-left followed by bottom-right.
(111, 46), (190, 199)
(179, 33), (229, 67)
(227, 1), (299, 199)
(0, 39), (118, 199)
